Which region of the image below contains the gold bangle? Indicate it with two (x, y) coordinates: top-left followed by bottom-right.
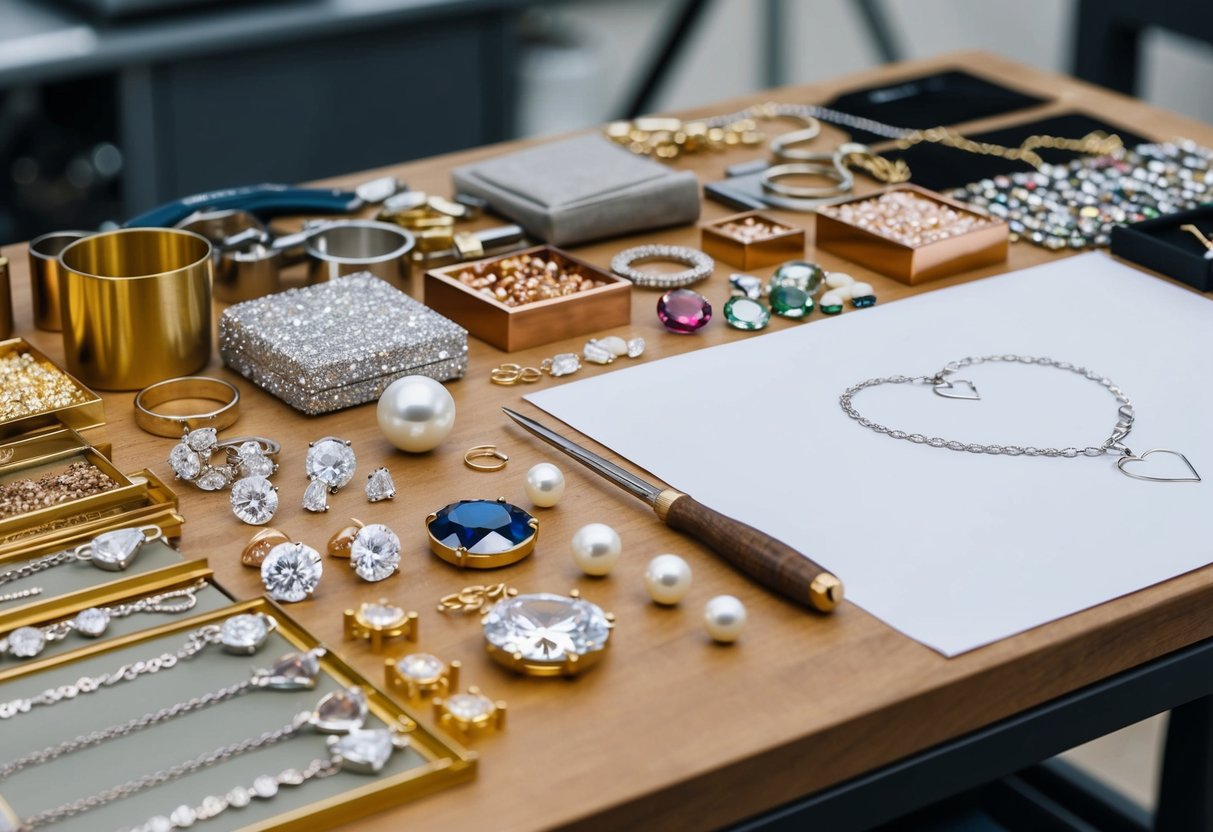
(463, 445), (508, 472)
(133, 376), (241, 437)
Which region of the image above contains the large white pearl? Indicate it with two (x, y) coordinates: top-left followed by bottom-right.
(704, 595), (746, 643)
(376, 376), (456, 453)
(524, 462), (565, 508)
(644, 554), (692, 605)
(570, 523), (621, 576)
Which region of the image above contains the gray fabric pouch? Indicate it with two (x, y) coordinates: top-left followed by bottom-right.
(451, 134), (701, 245)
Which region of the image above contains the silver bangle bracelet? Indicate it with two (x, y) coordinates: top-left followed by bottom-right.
(760, 162), (853, 199)
(610, 245), (715, 289)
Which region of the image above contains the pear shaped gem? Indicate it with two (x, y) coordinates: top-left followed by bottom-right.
(365, 467), (396, 502)
(331, 729), (399, 773)
(302, 479), (329, 513)
(258, 649), (322, 689)
(312, 686), (368, 733)
(90, 528), (146, 570)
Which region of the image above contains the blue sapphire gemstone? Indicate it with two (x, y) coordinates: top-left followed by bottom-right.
(428, 500), (536, 554)
(851, 294), (877, 308)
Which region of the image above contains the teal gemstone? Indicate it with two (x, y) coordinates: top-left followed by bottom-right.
(851, 294), (877, 309)
(771, 261), (824, 295)
(723, 297), (770, 331)
(769, 285), (813, 319)
(820, 302), (844, 315)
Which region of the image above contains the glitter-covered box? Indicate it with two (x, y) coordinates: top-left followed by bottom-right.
(219, 274), (467, 415)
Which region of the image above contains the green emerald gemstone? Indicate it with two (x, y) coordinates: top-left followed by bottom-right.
(820, 302), (844, 315)
(769, 285), (813, 319)
(723, 296), (770, 331)
(771, 261), (824, 295)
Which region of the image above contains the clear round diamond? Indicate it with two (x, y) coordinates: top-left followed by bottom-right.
(90, 527), (145, 570)
(302, 478), (329, 513)
(196, 467), (231, 492)
(186, 428), (218, 453)
(445, 692), (496, 721)
(230, 476), (278, 525)
(396, 653), (445, 684)
(483, 593), (611, 665)
(220, 614), (269, 651)
(350, 524), (400, 582)
(261, 543), (322, 603)
(7, 626), (46, 658)
(73, 607), (110, 637)
(365, 467), (396, 502)
(169, 443), (202, 480)
(305, 438), (356, 488)
(359, 601), (405, 628)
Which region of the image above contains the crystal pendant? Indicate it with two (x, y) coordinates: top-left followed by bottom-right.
(657, 289), (712, 334)
(582, 341), (615, 365)
(5, 626), (46, 658)
(305, 437), (356, 489)
(350, 524), (401, 582)
(548, 353), (581, 377)
(365, 467), (396, 503)
(723, 296), (770, 331)
(220, 613), (272, 653)
(311, 686), (368, 733)
(89, 527), (147, 570)
(771, 260), (824, 294)
(769, 285), (814, 319)
(230, 476), (279, 525)
(329, 728), (401, 774)
(482, 592), (612, 674)
(255, 649), (322, 689)
(302, 478), (329, 513)
(73, 607), (110, 637)
(186, 428), (218, 453)
(729, 273), (764, 299)
(261, 543), (323, 602)
(819, 290), (845, 315)
(168, 443), (201, 480)
(428, 500), (537, 556)
(625, 337), (645, 358)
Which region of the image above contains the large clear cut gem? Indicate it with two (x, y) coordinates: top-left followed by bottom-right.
(364, 467), (396, 503)
(771, 260), (824, 294)
(73, 607), (110, 637)
(428, 500), (536, 555)
(396, 652), (445, 683)
(483, 593), (612, 664)
(261, 543), (322, 603)
(359, 601), (405, 629)
(230, 476), (278, 525)
(445, 692), (496, 721)
(548, 353), (580, 377)
(220, 613), (270, 652)
(305, 438), (356, 488)
(195, 467), (231, 492)
(302, 478), (329, 513)
(90, 527), (146, 570)
(186, 428), (218, 453)
(331, 728), (398, 773)
(259, 649), (321, 689)
(6, 626), (46, 658)
(350, 524), (400, 582)
(312, 686), (368, 733)
(169, 443), (202, 480)
(657, 288), (712, 334)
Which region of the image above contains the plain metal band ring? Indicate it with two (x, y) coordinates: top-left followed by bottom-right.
(133, 376), (241, 437)
(760, 163), (853, 199)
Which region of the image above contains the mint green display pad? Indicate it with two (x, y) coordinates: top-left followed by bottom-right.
(0, 609), (436, 831)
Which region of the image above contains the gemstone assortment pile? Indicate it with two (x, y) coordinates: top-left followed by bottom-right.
(817, 189), (997, 248)
(454, 252), (611, 307)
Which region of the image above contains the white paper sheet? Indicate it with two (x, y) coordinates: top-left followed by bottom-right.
(526, 253), (1213, 656)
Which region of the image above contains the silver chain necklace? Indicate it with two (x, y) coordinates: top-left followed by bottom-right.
(0, 525), (165, 600)
(841, 354), (1200, 483)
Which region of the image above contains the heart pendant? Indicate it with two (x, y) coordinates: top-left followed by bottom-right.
(933, 379), (980, 401)
(1116, 449), (1201, 483)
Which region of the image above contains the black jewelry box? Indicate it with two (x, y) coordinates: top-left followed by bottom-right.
(1110, 206), (1213, 292)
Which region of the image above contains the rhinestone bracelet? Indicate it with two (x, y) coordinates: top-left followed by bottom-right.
(610, 244), (714, 289)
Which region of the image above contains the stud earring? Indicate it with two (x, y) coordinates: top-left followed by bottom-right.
(365, 467), (397, 502)
(303, 437), (356, 512)
(230, 476), (279, 525)
(344, 599), (418, 651)
(386, 654), (459, 699)
(433, 686), (507, 735)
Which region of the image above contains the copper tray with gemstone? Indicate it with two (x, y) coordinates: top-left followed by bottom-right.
(700, 210), (806, 270)
(424, 245), (631, 352)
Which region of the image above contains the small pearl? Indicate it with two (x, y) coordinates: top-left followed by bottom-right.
(849, 281), (874, 297)
(524, 462), (565, 508)
(704, 595), (746, 643)
(825, 271), (856, 289)
(644, 554), (692, 605)
(570, 523), (621, 576)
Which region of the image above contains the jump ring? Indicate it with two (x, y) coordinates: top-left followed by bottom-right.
(464, 445), (509, 472)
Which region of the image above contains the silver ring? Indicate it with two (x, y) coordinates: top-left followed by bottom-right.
(760, 163), (853, 199)
(610, 245), (714, 289)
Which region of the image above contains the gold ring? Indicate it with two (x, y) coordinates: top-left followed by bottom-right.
(133, 376), (241, 437)
(463, 445), (509, 472)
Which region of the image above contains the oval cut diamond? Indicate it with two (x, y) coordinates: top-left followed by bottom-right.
(445, 691), (496, 721)
(428, 500), (535, 555)
(305, 438), (356, 488)
(186, 428), (218, 453)
(483, 593), (611, 665)
(168, 443), (202, 480)
(358, 601), (406, 628)
(350, 524), (401, 582)
(6, 626), (46, 658)
(220, 613), (270, 652)
(73, 607), (110, 637)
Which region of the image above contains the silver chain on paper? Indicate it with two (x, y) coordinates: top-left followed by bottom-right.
(840, 355), (1135, 459)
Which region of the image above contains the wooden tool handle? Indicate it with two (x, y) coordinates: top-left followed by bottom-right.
(655, 490), (843, 612)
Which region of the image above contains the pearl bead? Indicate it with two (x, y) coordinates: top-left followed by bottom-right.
(524, 462), (565, 508)
(825, 271), (856, 290)
(820, 290), (845, 307)
(644, 554), (692, 605)
(704, 595), (746, 643)
(849, 281), (874, 298)
(376, 376), (456, 453)
(570, 523), (621, 576)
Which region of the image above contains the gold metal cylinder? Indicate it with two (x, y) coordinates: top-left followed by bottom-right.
(28, 230), (89, 331)
(59, 228), (213, 390)
(0, 256), (12, 339)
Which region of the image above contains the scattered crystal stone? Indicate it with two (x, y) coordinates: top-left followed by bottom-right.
(227, 787), (251, 808)
(359, 601), (406, 628)
(195, 467), (231, 492)
(582, 341), (614, 365)
(445, 692), (496, 721)
(548, 353), (581, 377)
(90, 527), (146, 570)
(483, 593), (612, 664)
(73, 607), (110, 637)
(261, 543), (322, 602)
(302, 478), (329, 513)
(771, 260), (824, 294)
(723, 296), (771, 331)
(596, 335), (628, 356)
(365, 467), (396, 502)
(6, 626), (46, 658)
(428, 500), (536, 555)
(769, 285), (814, 319)
(231, 476), (278, 525)
(396, 652), (445, 683)
(313, 686), (368, 733)
(625, 336), (645, 358)
(169, 443), (202, 480)
(305, 438), (356, 488)
(351, 524), (401, 581)
(253, 776), (279, 799)
(332, 728), (396, 773)
(170, 805), (197, 827)
(261, 650), (321, 689)
(729, 273), (764, 299)
(186, 428), (218, 453)
(657, 288), (712, 334)
(220, 613), (269, 651)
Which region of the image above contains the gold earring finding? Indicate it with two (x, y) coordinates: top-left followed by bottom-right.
(327, 518), (365, 558)
(464, 445), (509, 472)
(242, 528), (290, 568)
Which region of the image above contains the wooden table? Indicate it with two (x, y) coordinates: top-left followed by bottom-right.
(5, 51), (1213, 831)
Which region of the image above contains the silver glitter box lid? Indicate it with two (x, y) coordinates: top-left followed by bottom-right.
(219, 274), (468, 415)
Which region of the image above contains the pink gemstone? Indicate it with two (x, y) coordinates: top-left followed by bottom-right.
(657, 289), (712, 334)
